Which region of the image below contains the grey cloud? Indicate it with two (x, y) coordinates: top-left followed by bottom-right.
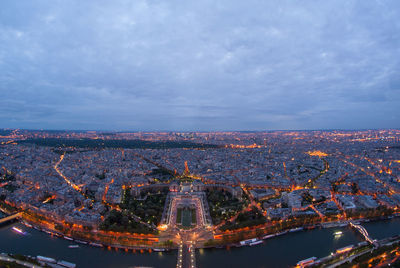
(0, 0), (399, 130)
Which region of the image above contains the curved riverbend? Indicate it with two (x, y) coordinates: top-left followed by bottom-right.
(198, 218), (400, 268)
(0, 222), (176, 268)
(1, 218), (400, 267)
(198, 227), (363, 268)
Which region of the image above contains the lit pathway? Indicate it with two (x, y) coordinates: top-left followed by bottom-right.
(338, 156), (398, 195)
(54, 154), (82, 192)
(54, 153), (121, 211)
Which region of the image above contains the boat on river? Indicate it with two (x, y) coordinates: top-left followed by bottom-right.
(249, 240), (263, 246)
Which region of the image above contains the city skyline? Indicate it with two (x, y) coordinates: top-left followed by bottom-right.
(1, 1), (400, 131)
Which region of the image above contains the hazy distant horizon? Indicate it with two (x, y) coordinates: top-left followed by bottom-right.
(2, 127), (399, 133)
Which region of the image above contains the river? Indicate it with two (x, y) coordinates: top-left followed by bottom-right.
(0, 222), (176, 268)
(1, 218), (400, 268)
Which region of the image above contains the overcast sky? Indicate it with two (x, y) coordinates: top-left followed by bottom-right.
(1, 0), (399, 131)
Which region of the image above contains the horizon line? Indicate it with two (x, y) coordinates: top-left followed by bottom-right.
(2, 127), (399, 133)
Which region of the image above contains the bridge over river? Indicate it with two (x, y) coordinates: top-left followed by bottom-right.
(349, 221), (377, 246)
(176, 240), (196, 268)
(0, 213), (22, 225)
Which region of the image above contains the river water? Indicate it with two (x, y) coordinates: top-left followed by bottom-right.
(197, 218), (400, 268)
(0, 222), (176, 268)
(0, 218), (400, 268)
(363, 217), (400, 240)
(198, 227), (362, 268)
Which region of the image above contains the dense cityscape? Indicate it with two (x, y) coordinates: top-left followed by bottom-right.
(2, 0), (400, 266)
(1, 128), (400, 267)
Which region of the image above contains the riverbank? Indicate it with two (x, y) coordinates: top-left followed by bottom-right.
(2, 217), (400, 268)
(0, 201), (177, 251)
(0, 222), (177, 268)
(2, 197), (398, 252)
(203, 213), (400, 250)
(197, 217), (400, 268)
(2, 205), (399, 252)
(2, 200), (400, 268)
(0, 253), (43, 268)
(305, 234), (400, 267)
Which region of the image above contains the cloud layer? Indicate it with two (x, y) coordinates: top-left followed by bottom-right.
(1, 0), (399, 130)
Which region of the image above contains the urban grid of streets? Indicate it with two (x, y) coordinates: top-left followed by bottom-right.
(1, 129), (400, 267)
